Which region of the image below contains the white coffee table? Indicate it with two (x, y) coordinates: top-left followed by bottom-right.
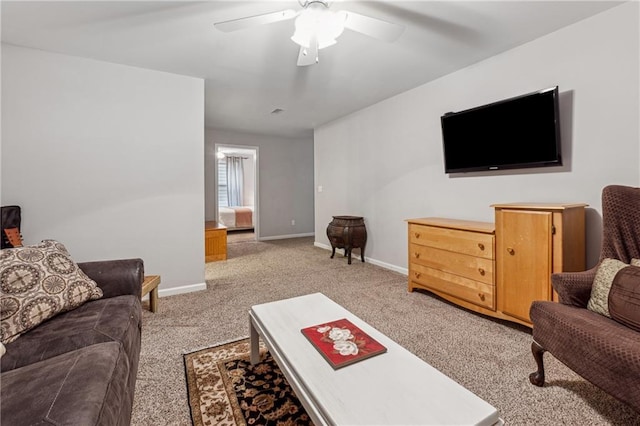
(249, 292), (503, 426)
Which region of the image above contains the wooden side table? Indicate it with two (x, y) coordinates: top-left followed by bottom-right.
(142, 275), (161, 313)
(326, 216), (367, 264)
(205, 221), (227, 262)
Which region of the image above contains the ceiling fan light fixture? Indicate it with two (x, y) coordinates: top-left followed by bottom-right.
(291, 6), (345, 49)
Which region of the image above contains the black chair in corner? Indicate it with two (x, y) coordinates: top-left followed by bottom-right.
(1, 205), (22, 248)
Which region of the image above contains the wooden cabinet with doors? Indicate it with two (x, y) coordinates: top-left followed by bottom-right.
(492, 203), (587, 325)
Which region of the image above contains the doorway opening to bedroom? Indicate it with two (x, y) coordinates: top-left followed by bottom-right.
(215, 145), (258, 243)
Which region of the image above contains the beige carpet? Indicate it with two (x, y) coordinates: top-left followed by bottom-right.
(226, 230), (255, 244)
(132, 237), (640, 425)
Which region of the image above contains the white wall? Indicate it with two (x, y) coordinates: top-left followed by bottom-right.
(315, 2), (639, 271)
(205, 128), (314, 239)
(243, 156), (255, 207)
(1, 44), (205, 293)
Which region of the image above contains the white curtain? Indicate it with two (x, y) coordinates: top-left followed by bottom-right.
(226, 156), (244, 207)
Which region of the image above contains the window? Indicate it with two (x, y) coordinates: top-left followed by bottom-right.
(218, 158), (228, 207)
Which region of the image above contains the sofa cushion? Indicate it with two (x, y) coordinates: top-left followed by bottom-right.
(587, 258), (628, 317)
(1, 294), (141, 372)
(608, 265), (640, 332)
(1, 341), (132, 426)
(0, 240), (103, 344)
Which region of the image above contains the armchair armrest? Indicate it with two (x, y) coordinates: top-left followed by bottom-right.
(78, 258), (144, 299)
(551, 266), (598, 308)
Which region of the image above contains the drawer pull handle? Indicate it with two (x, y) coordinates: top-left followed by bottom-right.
(414, 252), (420, 258)
(414, 232), (420, 239)
(507, 247), (515, 255)
(478, 243), (485, 251)
(478, 268), (485, 276)
(415, 272), (421, 279)
(478, 293), (485, 301)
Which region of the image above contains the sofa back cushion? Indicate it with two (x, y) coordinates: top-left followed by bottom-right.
(0, 240), (103, 344)
(608, 265), (640, 332)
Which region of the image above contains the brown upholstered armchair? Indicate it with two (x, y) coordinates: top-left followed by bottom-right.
(529, 184), (640, 413)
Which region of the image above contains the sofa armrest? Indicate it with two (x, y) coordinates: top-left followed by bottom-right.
(551, 266), (597, 308)
(78, 259), (144, 299)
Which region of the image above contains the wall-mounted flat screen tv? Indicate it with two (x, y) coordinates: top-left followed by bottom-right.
(441, 86), (562, 173)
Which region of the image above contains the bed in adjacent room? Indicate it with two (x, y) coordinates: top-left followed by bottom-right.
(219, 206), (254, 230)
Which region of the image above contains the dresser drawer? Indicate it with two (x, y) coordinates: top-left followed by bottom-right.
(409, 224), (494, 259)
(410, 263), (495, 310)
(409, 244), (494, 285)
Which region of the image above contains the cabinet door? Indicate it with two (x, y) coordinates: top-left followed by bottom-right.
(497, 210), (552, 322)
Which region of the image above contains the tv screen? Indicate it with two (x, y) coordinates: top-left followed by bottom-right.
(441, 87), (562, 173)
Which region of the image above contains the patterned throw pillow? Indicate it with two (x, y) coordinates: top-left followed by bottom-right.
(0, 240), (103, 344)
(587, 258), (629, 317)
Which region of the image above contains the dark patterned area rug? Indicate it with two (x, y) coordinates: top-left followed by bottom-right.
(184, 338), (314, 426)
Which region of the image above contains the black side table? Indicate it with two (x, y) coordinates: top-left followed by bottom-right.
(326, 216), (367, 264)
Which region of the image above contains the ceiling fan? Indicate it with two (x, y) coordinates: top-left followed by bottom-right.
(214, 0), (405, 66)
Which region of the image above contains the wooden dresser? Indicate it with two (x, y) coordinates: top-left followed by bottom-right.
(205, 221), (227, 262)
(408, 203), (586, 327)
(408, 218), (496, 313)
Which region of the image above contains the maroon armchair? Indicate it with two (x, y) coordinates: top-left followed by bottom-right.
(528, 185), (640, 413)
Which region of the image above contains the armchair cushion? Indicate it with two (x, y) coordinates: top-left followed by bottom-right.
(608, 265), (640, 332)
(0, 240), (103, 344)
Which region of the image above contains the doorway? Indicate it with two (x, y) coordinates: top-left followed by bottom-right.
(214, 144), (259, 242)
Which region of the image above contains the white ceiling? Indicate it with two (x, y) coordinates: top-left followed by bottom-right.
(1, 1), (622, 138)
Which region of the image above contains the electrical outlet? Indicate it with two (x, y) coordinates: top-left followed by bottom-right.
(318, 185), (323, 193)
(291, 219), (295, 226)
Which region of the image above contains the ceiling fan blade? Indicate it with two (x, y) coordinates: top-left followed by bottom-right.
(214, 9), (297, 32)
(297, 37), (319, 67)
(341, 11), (405, 42)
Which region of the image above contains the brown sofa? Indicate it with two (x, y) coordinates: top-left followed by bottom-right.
(1, 258), (143, 425)
(529, 185), (640, 413)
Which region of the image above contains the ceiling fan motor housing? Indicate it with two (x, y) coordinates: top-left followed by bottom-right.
(292, 0), (346, 49)
(299, 0), (331, 8)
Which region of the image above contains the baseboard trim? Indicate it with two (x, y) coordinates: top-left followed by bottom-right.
(146, 282), (207, 300)
(314, 241), (334, 251)
(259, 232), (315, 241)
(369, 258), (408, 275)
(314, 242), (408, 275)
